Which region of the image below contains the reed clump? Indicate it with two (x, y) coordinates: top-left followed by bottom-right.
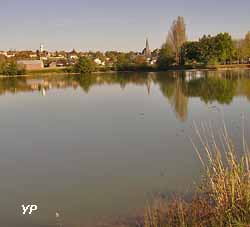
(143, 122), (250, 227)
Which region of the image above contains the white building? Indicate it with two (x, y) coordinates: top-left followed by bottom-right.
(94, 58), (105, 66)
(40, 44), (45, 52)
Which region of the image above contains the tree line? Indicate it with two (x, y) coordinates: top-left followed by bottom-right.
(158, 16), (250, 68)
(1, 16), (250, 75)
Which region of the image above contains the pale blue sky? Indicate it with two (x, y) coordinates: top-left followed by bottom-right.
(0, 0), (249, 51)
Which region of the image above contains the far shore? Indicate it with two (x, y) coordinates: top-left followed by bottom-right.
(0, 64), (250, 78)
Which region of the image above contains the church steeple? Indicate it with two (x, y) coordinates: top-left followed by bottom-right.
(146, 38), (149, 51)
(142, 38), (151, 58)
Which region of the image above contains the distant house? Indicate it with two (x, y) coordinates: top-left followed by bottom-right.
(94, 58), (105, 66)
(17, 60), (44, 70)
(3, 51), (16, 58)
(68, 49), (79, 60)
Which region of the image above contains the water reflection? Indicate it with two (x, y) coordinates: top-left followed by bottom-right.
(1, 70), (250, 227)
(0, 70), (250, 121)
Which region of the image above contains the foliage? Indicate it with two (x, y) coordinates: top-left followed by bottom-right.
(157, 42), (175, 68)
(0, 55), (7, 74)
(73, 56), (96, 74)
(93, 51), (106, 62)
(143, 123), (250, 227)
(167, 16), (187, 64)
(241, 32), (250, 61)
(181, 41), (202, 64)
(0, 60), (26, 76)
(134, 55), (147, 65)
(116, 53), (131, 70)
(181, 33), (235, 65)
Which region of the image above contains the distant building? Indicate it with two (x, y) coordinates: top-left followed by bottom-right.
(94, 58), (105, 66)
(142, 38), (151, 58)
(2, 51), (16, 58)
(17, 60), (44, 70)
(68, 49), (79, 60)
(40, 44), (45, 52)
(150, 59), (157, 65)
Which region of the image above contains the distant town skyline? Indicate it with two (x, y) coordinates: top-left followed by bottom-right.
(1, 0), (250, 52)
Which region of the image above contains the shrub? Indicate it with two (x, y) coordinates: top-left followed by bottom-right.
(2, 61), (26, 76)
(73, 57), (96, 74)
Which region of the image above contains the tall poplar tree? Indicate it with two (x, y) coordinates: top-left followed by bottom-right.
(167, 16), (187, 64)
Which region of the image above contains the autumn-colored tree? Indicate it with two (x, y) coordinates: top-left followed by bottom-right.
(167, 16), (187, 64)
(242, 32), (250, 61)
(134, 55), (147, 65)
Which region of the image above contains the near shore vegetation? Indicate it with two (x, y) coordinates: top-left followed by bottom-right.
(142, 122), (250, 227)
(0, 56), (26, 76)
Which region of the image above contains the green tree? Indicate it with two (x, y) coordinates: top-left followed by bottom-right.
(116, 53), (131, 70)
(2, 61), (26, 76)
(181, 41), (202, 64)
(199, 35), (218, 64)
(74, 56), (96, 74)
(182, 33), (235, 65)
(0, 55), (7, 74)
(157, 41), (175, 68)
(214, 33), (235, 64)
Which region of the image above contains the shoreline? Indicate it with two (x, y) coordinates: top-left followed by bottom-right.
(0, 64), (250, 78)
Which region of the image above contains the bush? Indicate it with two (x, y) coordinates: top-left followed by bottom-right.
(1, 61), (26, 76)
(74, 57), (96, 74)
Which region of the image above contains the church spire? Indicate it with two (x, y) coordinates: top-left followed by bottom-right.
(142, 38), (151, 58)
(146, 38), (149, 51)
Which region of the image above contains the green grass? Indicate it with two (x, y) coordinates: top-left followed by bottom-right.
(143, 121), (250, 227)
(26, 67), (70, 75)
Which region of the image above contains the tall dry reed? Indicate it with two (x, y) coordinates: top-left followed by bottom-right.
(143, 120), (250, 227)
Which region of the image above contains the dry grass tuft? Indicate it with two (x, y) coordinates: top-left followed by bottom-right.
(143, 120), (250, 227)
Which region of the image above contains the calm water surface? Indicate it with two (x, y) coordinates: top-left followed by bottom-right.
(0, 70), (250, 227)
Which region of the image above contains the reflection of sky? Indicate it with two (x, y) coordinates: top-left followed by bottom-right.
(0, 72), (250, 226)
(0, 0), (250, 51)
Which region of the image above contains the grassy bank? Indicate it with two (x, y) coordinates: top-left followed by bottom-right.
(0, 64), (248, 78)
(26, 67), (69, 75)
(29, 64), (250, 74)
(142, 122), (250, 227)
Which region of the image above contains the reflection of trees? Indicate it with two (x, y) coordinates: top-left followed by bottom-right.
(75, 74), (96, 93)
(236, 78), (250, 101)
(183, 77), (237, 104)
(75, 72), (155, 93)
(171, 79), (188, 121)
(156, 72), (188, 121)
(0, 77), (28, 95)
(0, 71), (250, 122)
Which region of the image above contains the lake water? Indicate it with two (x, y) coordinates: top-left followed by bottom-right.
(0, 70), (250, 227)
